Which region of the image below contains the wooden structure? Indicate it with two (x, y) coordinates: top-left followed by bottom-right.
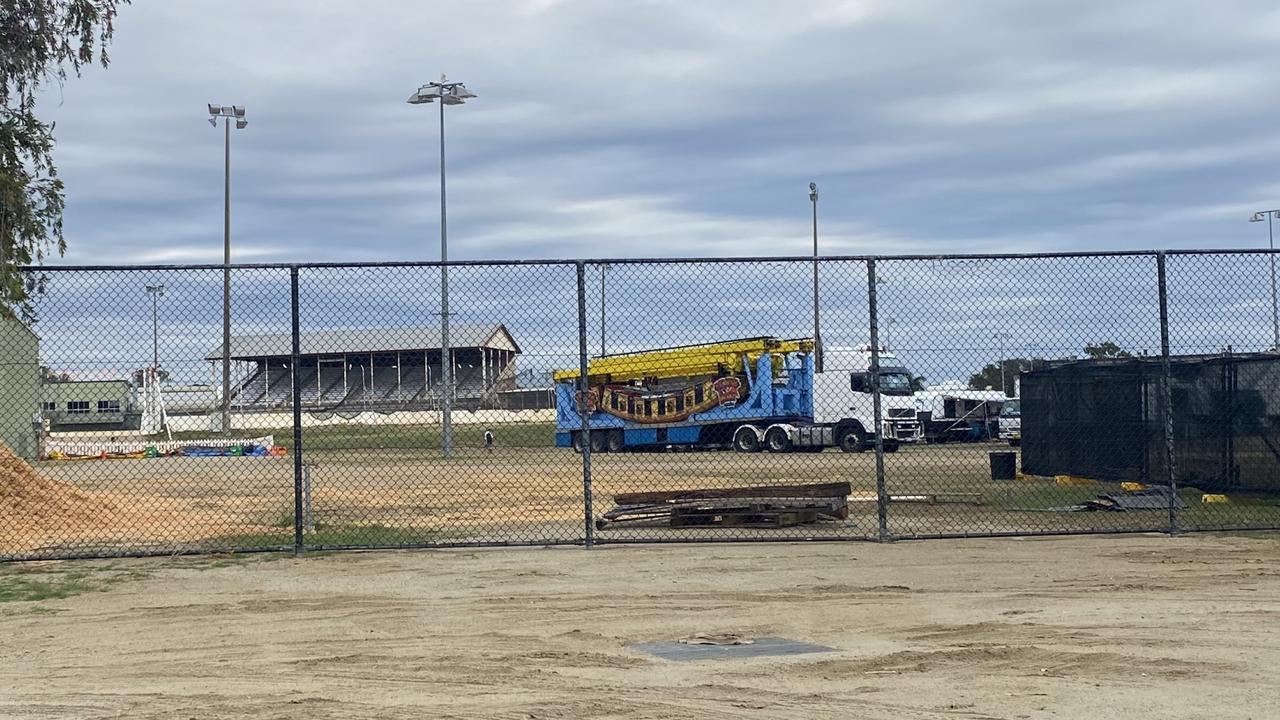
(595, 482), (851, 530)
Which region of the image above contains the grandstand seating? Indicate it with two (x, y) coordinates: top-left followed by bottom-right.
(227, 360), (525, 411)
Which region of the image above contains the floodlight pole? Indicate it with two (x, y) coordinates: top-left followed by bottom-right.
(209, 103), (246, 435)
(409, 78), (475, 457)
(599, 263), (610, 356)
(809, 182), (822, 373)
(146, 285), (165, 370)
(438, 84), (454, 457)
(222, 116), (232, 435)
(1249, 209), (1280, 350)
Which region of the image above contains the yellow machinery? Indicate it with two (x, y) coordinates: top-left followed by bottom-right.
(553, 337), (813, 384)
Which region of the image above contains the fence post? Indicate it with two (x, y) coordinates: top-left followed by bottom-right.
(290, 266), (305, 555)
(576, 261), (595, 548)
(867, 259), (890, 542)
(1156, 252), (1179, 534)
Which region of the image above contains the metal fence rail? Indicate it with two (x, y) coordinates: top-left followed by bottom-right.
(2, 250), (1279, 561)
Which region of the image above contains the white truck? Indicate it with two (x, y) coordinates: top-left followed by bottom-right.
(757, 347), (923, 453)
(998, 398), (1021, 446)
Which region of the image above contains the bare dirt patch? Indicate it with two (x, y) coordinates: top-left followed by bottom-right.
(1, 533), (1277, 719)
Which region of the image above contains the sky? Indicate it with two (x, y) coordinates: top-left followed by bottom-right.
(32, 0), (1280, 266)
(22, 0), (1280, 388)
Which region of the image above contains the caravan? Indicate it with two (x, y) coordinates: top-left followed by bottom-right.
(914, 381), (1006, 443)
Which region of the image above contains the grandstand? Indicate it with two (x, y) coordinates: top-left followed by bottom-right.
(205, 324), (522, 411)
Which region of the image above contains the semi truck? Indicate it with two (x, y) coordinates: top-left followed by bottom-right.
(553, 337), (921, 453)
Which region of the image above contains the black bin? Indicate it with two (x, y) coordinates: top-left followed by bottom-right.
(989, 451), (1017, 481)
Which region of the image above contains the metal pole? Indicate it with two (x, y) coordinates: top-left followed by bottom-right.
(999, 334), (1006, 396)
(868, 259), (889, 542)
(576, 262), (595, 548)
(151, 289), (159, 369)
(439, 89), (453, 457)
(599, 264), (607, 357)
(1269, 213), (1278, 349)
(1157, 253), (1179, 534)
(290, 266), (305, 555)
(221, 118), (232, 436)
(811, 188), (822, 373)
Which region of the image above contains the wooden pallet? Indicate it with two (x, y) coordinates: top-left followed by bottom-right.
(596, 482), (851, 530)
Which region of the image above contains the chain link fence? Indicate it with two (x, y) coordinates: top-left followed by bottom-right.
(3, 251), (1279, 560)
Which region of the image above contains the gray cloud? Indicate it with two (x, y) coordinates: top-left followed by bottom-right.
(23, 0), (1280, 266)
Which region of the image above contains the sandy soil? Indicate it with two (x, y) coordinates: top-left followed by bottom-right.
(2, 533), (1278, 719)
(16, 444), (1278, 557)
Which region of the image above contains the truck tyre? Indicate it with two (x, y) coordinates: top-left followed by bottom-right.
(837, 426), (866, 453)
(764, 426), (792, 453)
(571, 432), (584, 454)
(1009, 439), (1020, 447)
(733, 426), (761, 453)
(607, 430), (625, 453)
(590, 431), (608, 453)
(883, 441), (900, 453)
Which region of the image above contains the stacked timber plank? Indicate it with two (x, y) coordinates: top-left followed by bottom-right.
(595, 482), (851, 530)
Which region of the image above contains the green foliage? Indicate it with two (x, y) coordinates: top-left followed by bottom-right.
(0, 562), (148, 602)
(0, 574), (93, 602)
(211, 524), (439, 549)
(1, 0), (129, 319)
(968, 358), (1032, 395)
(1083, 341), (1132, 359)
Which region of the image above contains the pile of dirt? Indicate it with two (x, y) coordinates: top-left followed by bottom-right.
(0, 442), (125, 553)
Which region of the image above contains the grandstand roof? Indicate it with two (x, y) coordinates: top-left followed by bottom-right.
(205, 323), (520, 361)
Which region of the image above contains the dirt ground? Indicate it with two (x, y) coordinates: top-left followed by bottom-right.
(2, 533), (1278, 719)
(14, 443), (1279, 557)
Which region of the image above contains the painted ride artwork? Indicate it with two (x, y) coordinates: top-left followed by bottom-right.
(553, 337), (924, 453)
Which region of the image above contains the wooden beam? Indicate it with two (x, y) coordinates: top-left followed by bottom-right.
(614, 481), (851, 506)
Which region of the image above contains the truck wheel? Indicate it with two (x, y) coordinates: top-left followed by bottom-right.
(733, 427), (761, 453)
(571, 432), (584, 454)
(883, 441), (900, 453)
(1009, 439), (1020, 447)
(838, 426), (866, 453)
(607, 430), (625, 453)
(764, 426), (792, 453)
(590, 431), (608, 453)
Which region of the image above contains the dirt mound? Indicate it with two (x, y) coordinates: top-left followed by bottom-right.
(0, 442), (125, 553)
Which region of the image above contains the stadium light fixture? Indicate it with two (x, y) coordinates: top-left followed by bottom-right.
(408, 76), (476, 458)
(1249, 208), (1280, 350)
(208, 102), (249, 434)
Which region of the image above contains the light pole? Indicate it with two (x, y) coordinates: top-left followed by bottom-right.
(1249, 209), (1280, 350)
(145, 284), (165, 370)
(409, 77), (476, 457)
(809, 182), (822, 372)
(599, 263), (611, 356)
(994, 332), (1013, 396)
(208, 104), (247, 434)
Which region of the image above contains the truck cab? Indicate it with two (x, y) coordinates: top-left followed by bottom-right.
(810, 348), (922, 452)
(998, 398), (1021, 446)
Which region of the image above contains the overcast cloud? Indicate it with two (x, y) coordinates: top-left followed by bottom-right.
(27, 0), (1280, 265)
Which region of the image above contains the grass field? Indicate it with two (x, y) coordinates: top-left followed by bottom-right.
(173, 421), (555, 451)
(9, 422), (1278, 558)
